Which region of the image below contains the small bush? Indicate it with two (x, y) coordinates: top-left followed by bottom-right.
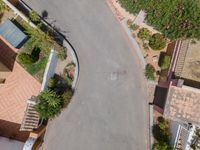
(57, 47), (67, 61)
(149, 33), (167, 50)
(145, 64), (155, 80)
(191, 39), (197, 45)
(48, 76), (57, 89)
(17, 52), (35, 64)
(137, 28), (151, 40)
(0, 0), (6, 13)
(61, 89), (73, 107)
(160, 55), (171, 70)
(29, 11), (40, 23)
(130, 24), (139, 31)
(127, 19), (133, 27)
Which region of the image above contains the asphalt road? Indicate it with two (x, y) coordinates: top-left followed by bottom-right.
(24, 0), (148, 149)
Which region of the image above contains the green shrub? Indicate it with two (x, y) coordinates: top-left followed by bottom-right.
(190, 128), (200, 150)
(29, 11), (40, 23)
(57, 47), (67, 61)
(130, 24), (139, 31)
(145, 64), (155, 80)
(152, 117), (172, 150)
(137, 28), (151, 40)
(17, 52), (35, 64)
(0, 0), (6, 13)
(160, 55), (171, 70)
(127, 19), (133, 27)
(149, 33), (167, 50)
(61, 89), (73, 107)
(35, 90), (62, 119)
(48, 76), (57, 89)
(153, 141), (172, 150)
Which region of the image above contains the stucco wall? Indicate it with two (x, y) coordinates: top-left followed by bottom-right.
(41, 49), (57, 91)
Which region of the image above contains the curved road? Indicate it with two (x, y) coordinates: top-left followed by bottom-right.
(24, 0), (148, 149)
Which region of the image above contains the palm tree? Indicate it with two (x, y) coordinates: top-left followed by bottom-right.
(23, 22), (54, 55)
(35, 90), (62, 119)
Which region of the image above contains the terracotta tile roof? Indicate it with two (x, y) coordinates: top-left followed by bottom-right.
(0, 36), (41, 124)
(164, 84), (200, 126)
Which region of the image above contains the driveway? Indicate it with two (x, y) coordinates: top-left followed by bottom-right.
(23, 0), (148, 149)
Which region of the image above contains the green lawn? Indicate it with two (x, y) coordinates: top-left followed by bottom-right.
(24, 57), (48, 75)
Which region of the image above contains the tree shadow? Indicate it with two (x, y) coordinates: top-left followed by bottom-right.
(53, 74), (72, 95)
(41, 10), (48, 19)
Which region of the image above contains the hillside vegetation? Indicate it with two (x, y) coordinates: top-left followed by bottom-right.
(119, 0), (200, 40)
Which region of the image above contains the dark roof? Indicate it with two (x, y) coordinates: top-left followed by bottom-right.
(0, 20), (27, 48)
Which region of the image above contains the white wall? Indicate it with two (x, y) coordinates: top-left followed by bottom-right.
(41, 49), (57, 91)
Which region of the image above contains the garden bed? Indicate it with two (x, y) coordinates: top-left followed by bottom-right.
(127, 19), (169, 81)
(12, 14), (67, 82)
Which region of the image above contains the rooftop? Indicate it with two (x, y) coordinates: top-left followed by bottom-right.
(164, 84), (200, 126)
(0, 20), (27, 48)
(0, 36), (41, 124)
(175, 40), (200, 83)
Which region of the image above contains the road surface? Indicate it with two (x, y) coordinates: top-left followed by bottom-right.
(23, 0), (148, 149)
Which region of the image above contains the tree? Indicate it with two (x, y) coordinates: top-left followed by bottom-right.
(137, 28), (151, 40)
(153, 117), (172, 150)
(149, 33), (166, 50)
(23, 22), (54, 55)
(35, 90), (62, 119)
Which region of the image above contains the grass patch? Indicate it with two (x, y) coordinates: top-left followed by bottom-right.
(24, 57), (47, 75)
(160, 55), (171, 70)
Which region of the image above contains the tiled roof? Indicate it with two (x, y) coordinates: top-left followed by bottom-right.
(164, 84), (200, 126)
(175, 40), (200, 83)
(0, 36), (41, 124)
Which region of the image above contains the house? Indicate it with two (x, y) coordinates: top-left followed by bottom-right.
(161, 39), (200, 149)
(0, 35), (41, 142)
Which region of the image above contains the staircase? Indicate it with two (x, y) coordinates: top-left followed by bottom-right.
(20, 97), (40, 131)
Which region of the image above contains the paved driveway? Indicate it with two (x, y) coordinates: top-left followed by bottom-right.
(23, 0), (148, 149)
